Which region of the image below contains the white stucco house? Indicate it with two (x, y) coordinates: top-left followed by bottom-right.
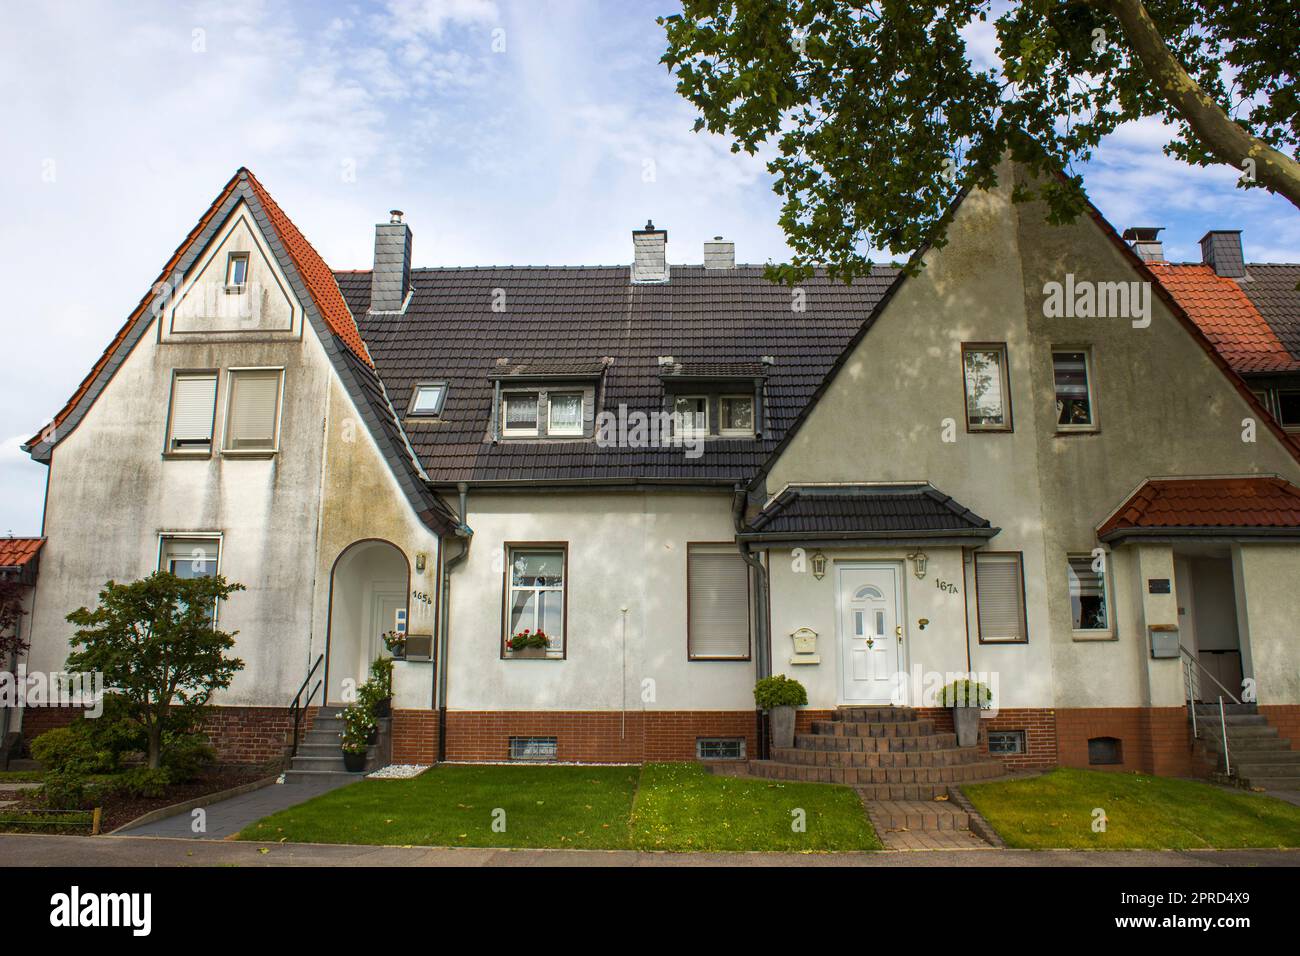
(16, 163), (1300, 785)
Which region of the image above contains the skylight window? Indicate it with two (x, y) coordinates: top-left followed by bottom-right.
(408, 382), (448, 417)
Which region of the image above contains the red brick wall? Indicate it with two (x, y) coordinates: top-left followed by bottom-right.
(1259, 705), (1300, 752)
(1054, 707), (1195, 776)
(392, 710), (440, 764)
(916, 706), (1060, 770)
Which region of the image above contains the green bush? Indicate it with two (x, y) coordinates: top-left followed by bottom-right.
(368, 657), (393, 700)
(753, 675), (808, 710)
(934, 679), (993, 708)
(30, 726), (117, 776)
(110, 767), (174, 799)
(41, 770), (90, 810)
(160, 733), (215, 782)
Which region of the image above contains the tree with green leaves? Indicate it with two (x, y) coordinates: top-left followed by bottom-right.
(0, 578), (28, 661)
(661, 1), (1299, 282)
(65, 571), (245, 768)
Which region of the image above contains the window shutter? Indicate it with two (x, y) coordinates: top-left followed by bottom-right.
(170, 374), (216, 446)
(976, 553), (1026, 642)
(227, 371), (280, 449)
(689, 548), (750, 658)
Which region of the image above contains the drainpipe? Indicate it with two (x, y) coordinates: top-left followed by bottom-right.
(436, 482), (472, 763)
(733, 487), (771, 759)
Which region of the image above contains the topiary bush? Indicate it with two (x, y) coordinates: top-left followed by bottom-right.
(754, 674), (808, 710)
(934, 679), (993, 708)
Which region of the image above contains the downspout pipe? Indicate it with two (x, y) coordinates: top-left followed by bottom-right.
(437, 482), (472, 763)
(733, 486), (771, 759)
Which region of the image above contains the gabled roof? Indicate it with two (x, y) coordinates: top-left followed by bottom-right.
(337, 265), (899, 484)
(740, 484), (998, 543)
(1148, 263), (1299, 373)
(1097, 476), (1300, 541)
(0, 537), (44, 571)
(1239, 264), (1300, 363)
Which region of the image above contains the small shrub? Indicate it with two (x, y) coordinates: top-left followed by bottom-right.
(161, 733), (216, 782)
(368, 657), (393, 699)
(42, 770), (90, 810)
(754, 675), (808, 710)
(339, 703), (376, 755)
(110, 767), (174, 799)
(934, 679), (993, 708)
(30, 726), (117, 776)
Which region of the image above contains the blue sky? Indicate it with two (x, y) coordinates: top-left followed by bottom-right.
(1, 0), (1298, 536)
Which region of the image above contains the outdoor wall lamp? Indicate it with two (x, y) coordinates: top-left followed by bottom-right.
(810, 551), (827, 580)
(415, 552), (427, 573)
(906, 551), (929, 580)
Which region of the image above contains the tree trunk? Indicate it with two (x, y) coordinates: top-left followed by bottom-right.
(1104, 0), (1300, 211)
(147, 724), (163, 770)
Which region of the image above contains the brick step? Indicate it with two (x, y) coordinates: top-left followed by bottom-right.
(867, 799), (970, 831)
(748, 758), (1003, 787)
(810, 719), (937, 738)
(771, 746), (987, 769)
(796, 731), (960, 752)
(834, 706), (918, 723)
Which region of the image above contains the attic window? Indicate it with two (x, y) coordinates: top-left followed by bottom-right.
(225, 252), (249, 292)
(408, 382), (447, 417)
(720, 395), (754, 436)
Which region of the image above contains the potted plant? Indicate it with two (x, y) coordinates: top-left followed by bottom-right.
(339, 702), (376, 771)
(754, 674), (808, 750)
(934, 679), (992, 748)
(363, 657), (394, 718)
(382, 630), (407, 659)
(506, 629), (550, 659)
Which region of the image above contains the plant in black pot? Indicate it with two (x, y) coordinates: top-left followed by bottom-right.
(934, 679), (992, 748)
(754, 675), (808, 751)
(339, 703), (376, 772)
(382, 630), (407, 659)
(361, 657), (394, 719)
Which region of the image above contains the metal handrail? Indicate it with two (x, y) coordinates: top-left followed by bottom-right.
(1179, 645), (1242, 706)
(289, 654), (325, 758)
(1179, 646), (1237, 777)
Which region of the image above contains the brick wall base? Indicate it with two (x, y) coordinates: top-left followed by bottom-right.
(1259, 705), (1300, 752)
(16, 704), (313, 766)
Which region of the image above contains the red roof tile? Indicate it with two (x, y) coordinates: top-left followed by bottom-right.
(0, 537), (44, 569)
(1098, 477), (1300, 537)
(1148, 264), (1300, 374)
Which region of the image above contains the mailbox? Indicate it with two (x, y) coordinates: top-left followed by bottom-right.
(790, 627), (820, 665)
(1148, 624), (1179, 659)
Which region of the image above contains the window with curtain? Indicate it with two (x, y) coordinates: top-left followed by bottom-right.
(167, 372), (217, 453)
(719, 395), (754, 436)
(687, 545), (751, 659)
(1053, 351), (1095, 428)
(975, 552), (1027, 643)
(1067, 554), (1110, 631)
(502, 392), (539, 436)
(506, 547), (565, 655)
(962, 344), (1011, 430)
(224, 369), (282, 451)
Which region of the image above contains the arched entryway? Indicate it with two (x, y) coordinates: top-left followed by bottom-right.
(326, 539), (409, 705)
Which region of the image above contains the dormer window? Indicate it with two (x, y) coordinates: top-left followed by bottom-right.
(547, 392), (583, 435)
(673, 396), (708, 436)
(502, 391), (540, 436)
(408, 382), (448, 417)
(720, 395), (754, 436)
(225, 252), (249, 292)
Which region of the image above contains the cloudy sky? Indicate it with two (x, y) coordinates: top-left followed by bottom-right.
(2, 0), (1298, 536)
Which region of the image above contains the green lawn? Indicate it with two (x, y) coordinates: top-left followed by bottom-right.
(238, 762), (880, 852)
(965, 768), (1300, 849)
(631, 762), (880, 851)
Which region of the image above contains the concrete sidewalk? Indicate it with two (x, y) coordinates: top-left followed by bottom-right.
(121, 776), (354, 840)
(3, 833), (1298, 867)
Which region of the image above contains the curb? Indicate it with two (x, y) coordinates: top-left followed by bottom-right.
(108, 775), (281, 835)
(948, 786), (1005, 848)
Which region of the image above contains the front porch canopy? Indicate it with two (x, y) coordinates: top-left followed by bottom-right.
(1097, 476), (1300, 543)
(738, 483), (1000, 548)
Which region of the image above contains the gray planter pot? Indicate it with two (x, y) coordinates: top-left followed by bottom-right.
(510, 646), (547, 659)
(953, 706), (981, 748)
(769, 705), (797, 750)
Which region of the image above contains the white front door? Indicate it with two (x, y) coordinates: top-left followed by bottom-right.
(839, 565), (902, 703)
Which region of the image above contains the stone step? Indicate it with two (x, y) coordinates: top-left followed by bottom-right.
(1192, 703), (1257, 716)
(810, 719), (937, 739)
(748, 758), (1003, 788)
(834, 706), (918, 723)
(309, 717), (344, 731)
(867, 799), (971, 831)
(1203, 734), (1291, 752)
(1203, 724), (1279, 739)
(1228, 750), (1300, 765)
(294, 742), (344, 757)
(795, 731), (960, 752)
(1235, 772), (1300, 790)
(772, 746), (986, 769)
(290, 754), (350, 772)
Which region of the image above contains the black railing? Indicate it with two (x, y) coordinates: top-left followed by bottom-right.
(289, 654), (324, 758)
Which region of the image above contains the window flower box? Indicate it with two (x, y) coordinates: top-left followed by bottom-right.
(507, 629), (551, 660)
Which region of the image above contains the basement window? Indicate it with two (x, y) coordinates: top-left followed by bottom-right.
(696, 738), (746, 760)
(1088, 736), (1123, 765)
(987, 730), (1025, 756)
(509, 736), (557, 761)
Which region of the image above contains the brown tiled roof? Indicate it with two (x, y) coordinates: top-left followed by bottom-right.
(1148, 264), (1299, 373)
(743, 485), (996, 539)
(338, 265), (898, 483)
(0, 537), (44, 570)
(1239, 264), (1300, 361)
(1098, 477), (1300, 539)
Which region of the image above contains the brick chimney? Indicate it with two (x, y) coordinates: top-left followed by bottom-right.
(631, 220), (668, 284)
(703, 235), (735, 269)
(1121, 226), (1165, 263)
(1200, 230), (1246, 278)
(370, 209), (412, 312)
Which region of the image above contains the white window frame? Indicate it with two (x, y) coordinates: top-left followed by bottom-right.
(221, 367), (285, 455)
(164, 370), (218, 456)
(961, 344), (1012, 432)
(1052, 349), (1098, 432)
(1067, 552), (1114, 639)
(719, 394), (755, 437)
(546, 392), (584, 436)
(504, 545), (566, 657)
(225, 252), (249, 292)
(157, 533), (224, 621)
(408, 382), (448, 417)
(501, 391), (540, 437)
(673, 395), (709, 437)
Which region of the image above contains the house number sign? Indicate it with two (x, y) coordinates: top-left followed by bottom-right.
(934, 578), (959, 595)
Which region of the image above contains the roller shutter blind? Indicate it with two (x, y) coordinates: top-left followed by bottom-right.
(688, 547), (750, 658)
(169, 373), (217, 449)
(226, 370), (281, 450)
(976, 552), (1026, 642)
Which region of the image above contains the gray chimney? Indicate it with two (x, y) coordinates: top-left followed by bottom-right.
(1200, 230), (1245, 278)
(631, 220), (668, 284)
(1121, 226), (1164, 263)
(370, 209), (412, 312)
(703, 235), (735, 269)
